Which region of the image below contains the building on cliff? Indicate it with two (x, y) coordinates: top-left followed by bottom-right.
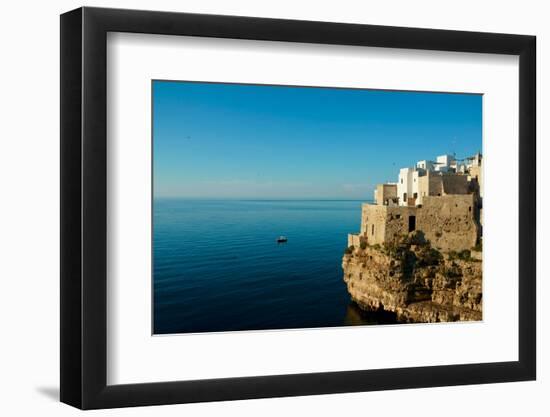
(348, 153), (483, 253)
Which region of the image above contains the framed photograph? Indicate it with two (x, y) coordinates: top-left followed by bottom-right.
(60, 6), (536, 409)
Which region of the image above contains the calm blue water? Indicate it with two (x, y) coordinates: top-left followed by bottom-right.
(153, 199), (396, 334)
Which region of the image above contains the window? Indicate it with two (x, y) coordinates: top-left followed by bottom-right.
(413, 192), (418, 199)
(400, 178), (403, 184)
(403, 193), (407, 201)
(371, 224), (375, 235)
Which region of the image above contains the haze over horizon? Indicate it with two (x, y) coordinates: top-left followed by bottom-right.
(153, 81), (482, 199)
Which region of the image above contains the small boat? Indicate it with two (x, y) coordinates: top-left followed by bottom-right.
(276, 236), (288, 243)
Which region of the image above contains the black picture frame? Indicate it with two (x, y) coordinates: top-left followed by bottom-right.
(60, 6), (536, 410)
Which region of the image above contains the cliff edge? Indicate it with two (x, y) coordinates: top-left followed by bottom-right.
(342, 232), (482, 323)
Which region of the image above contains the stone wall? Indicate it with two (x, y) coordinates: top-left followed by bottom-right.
(375, 183), (397, 205)
(361, 204), (416, 246)
(383, 206), (416, 243)
(360, 204), (390, 245)
(348, 233), (361, 248)
(416, 194), (480, 252)
(469, 165), (483, 197)
(417, 171), (443, 204)
(359, 194), (480, 252)
(417, 171), (470, 204)
(441, 173), (470, 195)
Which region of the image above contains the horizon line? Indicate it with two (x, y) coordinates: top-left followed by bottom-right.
(153, 197), (373, 201)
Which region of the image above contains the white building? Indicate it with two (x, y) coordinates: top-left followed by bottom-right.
(394, 153), (481, 206)
(416, 160), (434, 171)
(397, 167), (420, 206)
(435, 154), (455, 172)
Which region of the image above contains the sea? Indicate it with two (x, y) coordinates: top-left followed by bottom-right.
(153, 199), (397, 335)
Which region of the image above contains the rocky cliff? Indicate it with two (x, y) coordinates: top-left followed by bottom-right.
(342, 232), (482, 323)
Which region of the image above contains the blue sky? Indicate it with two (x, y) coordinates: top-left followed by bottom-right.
(153, 81), (482, 199)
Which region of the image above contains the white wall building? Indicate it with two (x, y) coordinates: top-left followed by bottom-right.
(397, 167), (420, 206)
(435, 154), (455, 172)
(416, 160), (434, 171)
(394, 153), (480, 207)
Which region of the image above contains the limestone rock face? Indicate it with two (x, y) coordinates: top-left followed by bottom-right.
(342, 234), (482, 323)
